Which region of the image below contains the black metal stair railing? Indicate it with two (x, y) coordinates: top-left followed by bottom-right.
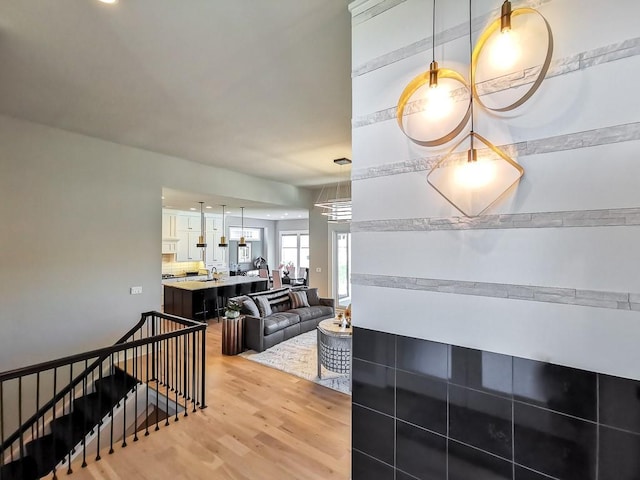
(0, 311), (207, 480)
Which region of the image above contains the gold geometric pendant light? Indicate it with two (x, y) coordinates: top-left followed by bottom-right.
(472, 0), (553, 112)
(427, 131), (523, 217)
(396, 0), (471, 147)
(427, 0), (524, 217)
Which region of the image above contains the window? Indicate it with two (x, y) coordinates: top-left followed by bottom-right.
(280, 232), (309, 274)
(335, 232), (351, 308)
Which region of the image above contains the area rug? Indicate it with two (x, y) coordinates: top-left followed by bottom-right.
(239, 330), (351, 395)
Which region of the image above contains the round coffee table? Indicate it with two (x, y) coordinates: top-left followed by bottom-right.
(317, 318), (352, 379)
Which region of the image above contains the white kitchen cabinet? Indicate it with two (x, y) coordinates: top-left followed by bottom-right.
(162, 213), (177, 238)
(162, 241), (177, 254)
(176, 215), (201, 232)
(176, 231), (203, 262)
(205, 216), (220, 233)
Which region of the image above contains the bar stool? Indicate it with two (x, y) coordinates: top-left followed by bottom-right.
(236, 282), (252, 296)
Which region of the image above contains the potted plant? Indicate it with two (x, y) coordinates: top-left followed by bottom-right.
(225, 300), (242, 319)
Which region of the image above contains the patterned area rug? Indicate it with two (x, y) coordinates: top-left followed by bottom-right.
(239, 330), (351, 395)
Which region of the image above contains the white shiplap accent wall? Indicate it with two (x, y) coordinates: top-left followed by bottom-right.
(350, 0), (640, 379)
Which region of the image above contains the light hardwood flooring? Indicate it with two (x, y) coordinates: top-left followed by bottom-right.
(51, 320), (352, 479)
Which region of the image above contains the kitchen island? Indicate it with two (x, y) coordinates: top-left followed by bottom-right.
(163, 276), (268, 320)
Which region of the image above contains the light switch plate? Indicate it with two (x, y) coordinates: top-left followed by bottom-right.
(130, 286), (143, 295)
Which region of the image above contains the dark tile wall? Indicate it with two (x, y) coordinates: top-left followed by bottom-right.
(352, 326), (640, 480)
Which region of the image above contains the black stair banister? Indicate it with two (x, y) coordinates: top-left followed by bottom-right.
(0, 312), (206, 479)
(0, 313), (149, 456)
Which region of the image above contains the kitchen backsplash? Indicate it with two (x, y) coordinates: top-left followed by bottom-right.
(161, 259), (205, 276)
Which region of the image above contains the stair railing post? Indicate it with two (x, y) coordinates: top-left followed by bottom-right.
(67, 363), (73, 475)
(151, 314), (157, 381)
(200, 328), (207, 409)
(1, 380), (5, 477)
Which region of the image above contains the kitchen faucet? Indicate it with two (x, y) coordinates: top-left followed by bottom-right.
(208, 266), (218, 280)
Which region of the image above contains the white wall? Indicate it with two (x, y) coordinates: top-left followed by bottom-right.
(350, 0), (640, 379)
(0, 114), (313, 370)
(309, 206), (331, 297)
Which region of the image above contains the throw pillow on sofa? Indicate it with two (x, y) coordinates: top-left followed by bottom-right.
(249, 287), (291, 314)
(255, 296), (272, 317)
(305, 288), (320, 306)
(289, 290), (310, 309)
(242, 299), (260, 317)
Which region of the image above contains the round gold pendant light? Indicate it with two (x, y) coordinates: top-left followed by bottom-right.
(397, 0), (471, 147)
(472, 0), (553, 112)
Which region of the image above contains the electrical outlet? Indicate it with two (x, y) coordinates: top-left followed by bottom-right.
(315, 267), (322, 273)
(130, 286), (143, 295)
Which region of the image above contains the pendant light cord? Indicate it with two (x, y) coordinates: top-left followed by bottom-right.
(469, 0), (475, 135)
(432, 0), (436, 63)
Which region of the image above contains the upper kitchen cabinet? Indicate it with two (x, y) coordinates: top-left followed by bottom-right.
(176, 215), (200, 232)
(162, 213), (178, 239)
(176, 231), (201, 262)
(206, 216), (220, 234)
(162, 213), (179, 254)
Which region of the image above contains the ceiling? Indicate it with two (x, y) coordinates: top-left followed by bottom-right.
(162, 187), (309, 221)
(0, 1), (353, 187)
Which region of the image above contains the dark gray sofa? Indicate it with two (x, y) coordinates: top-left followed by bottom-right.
(230, 287), (335, 352)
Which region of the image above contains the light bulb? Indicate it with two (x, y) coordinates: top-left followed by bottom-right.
(454, 155), (497, 189)
(490, 29), (520, 70)
(421, 84), (453, 121)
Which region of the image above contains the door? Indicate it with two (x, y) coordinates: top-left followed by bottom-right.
(333, 232), (351, 309)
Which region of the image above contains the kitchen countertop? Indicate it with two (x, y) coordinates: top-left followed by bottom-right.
(162, 276), (267, 291)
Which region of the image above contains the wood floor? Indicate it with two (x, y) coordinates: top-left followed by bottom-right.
(51, 320), (352, 480)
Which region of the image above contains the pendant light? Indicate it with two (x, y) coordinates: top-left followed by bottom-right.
(426, 0), (524, 217)
(238, 207), (247, 247)
(196, 201), (207, 248)
(472, 0), (553, 112)
(396, 0), (470, 147)
(218, 204), (228, 247)
(314, 158), (352, 223)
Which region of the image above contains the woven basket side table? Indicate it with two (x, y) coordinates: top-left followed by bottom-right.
(317, 318), (352, 379)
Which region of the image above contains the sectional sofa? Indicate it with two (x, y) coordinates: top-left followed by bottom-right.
(230, 287), (335, 352)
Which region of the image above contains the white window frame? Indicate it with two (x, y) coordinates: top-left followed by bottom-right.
(279, 230), (309, 272)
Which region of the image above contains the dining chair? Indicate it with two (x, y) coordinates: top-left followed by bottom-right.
(272, 269), (283, 289)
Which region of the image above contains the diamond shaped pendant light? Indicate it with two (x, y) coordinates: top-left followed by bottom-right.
(427, 131), (523, 216)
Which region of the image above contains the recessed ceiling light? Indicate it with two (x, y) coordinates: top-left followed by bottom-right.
(267, 214), (271, 217)
(98, 0), (119, 4)
(161, 196), (165, 200)
(205, 206), (212, 209)
(284, 213), (289, 216)
(189, 208), (197, 211)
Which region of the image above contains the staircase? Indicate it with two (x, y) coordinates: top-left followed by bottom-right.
(0, 312), (207, 479)
(2, 369), (137, 480)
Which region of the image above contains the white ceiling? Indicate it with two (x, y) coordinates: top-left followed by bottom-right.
(0, 1), (353, 187)
(162, 187), (309, 221)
